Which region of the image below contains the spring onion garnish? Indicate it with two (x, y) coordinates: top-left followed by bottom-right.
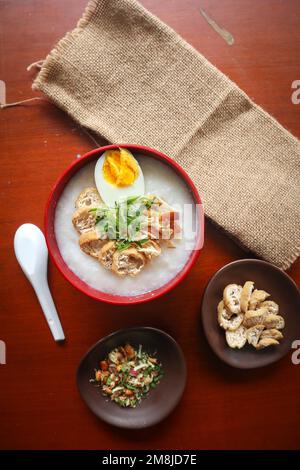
(90, 195), (156, 249)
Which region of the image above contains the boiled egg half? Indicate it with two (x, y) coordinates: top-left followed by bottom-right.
(94, 148), (145, 206)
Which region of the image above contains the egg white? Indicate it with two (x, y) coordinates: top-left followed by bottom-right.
(94, 151), (145, 207)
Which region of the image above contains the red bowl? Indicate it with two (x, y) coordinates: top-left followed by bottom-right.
(45, 144), (204, 304)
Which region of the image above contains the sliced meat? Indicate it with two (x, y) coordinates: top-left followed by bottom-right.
(147, 209), (161, 240)
(159, 210), (180, 240)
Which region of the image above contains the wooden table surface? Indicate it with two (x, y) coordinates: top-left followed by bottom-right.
(1, 0), (300, 450)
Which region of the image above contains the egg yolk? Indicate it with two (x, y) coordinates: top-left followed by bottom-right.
(103, 149), (139, 187)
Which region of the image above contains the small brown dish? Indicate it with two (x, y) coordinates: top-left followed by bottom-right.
(202, 259), (300, 369)
(77, 327), (186, 428)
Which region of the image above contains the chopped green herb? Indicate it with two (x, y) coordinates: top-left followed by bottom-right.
(116, 240), (131, 251)
(136, 239), (149, 247)
(93, 195), (155, 245)
(91, 344), (163, 408)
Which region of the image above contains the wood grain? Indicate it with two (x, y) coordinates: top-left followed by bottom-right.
(0, 0), (299, 450)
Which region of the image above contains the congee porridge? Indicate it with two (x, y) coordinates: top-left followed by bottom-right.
(55, 149), (198, 296)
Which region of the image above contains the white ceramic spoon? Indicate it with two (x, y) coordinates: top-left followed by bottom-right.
(14, 224), (65, 342)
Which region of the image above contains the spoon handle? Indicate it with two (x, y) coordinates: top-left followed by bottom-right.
(33, 281), (65, 342)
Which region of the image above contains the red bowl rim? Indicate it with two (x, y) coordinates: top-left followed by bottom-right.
(45, 144), (204, 305)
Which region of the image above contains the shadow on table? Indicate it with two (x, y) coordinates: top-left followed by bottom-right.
(99, 410), (179, 444)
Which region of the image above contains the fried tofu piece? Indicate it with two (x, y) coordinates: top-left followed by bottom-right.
(226, 326), (247, 349)
(246, 324), (265, 348)
(256, 337), (279, 350)
(75, 187), (102, 209)
(218, 301), (243, 331)
(72, 207), (97, 234)
(240, 281), (254, 313)
(249, 289), (270, 310)
(136, 240), (161, 260)
(223, 284), (242, 314)
(79, 230), (106, 259)
(263, 314), (285, 330)
(99, 241), (117, 270)
(243, 308), (268, 328)
(259, 300), (279, 315)
(112, 247), (146, 277)
(260, 329), (283, 341)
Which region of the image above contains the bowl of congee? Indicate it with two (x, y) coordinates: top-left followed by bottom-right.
(45, 145), (204, 304)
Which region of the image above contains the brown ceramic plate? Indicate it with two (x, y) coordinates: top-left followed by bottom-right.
(202, 259), (300, 369)
(77, 327), (186, 428)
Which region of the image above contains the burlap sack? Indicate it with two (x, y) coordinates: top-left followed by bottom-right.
(33, 0), (300, 270)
